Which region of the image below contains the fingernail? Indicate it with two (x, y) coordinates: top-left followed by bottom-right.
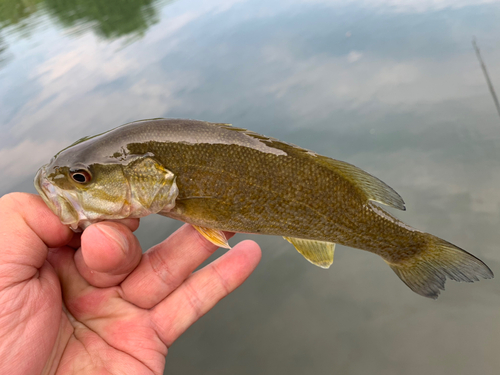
(95, 224), (128, 255)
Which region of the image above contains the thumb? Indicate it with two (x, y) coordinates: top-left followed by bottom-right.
(0, 193), (73, 286)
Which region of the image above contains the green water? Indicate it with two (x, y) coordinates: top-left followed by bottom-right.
(1, 0), (500, 374)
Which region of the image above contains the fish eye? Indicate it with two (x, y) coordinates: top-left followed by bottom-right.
(70, 169), (92, 184)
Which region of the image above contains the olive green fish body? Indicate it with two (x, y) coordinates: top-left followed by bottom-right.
(35, 119), (493, 298)
(155, 141), (415, 260)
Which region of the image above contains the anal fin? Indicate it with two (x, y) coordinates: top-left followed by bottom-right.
(193, 225), (230, 249)
(284, 237), (335, 269)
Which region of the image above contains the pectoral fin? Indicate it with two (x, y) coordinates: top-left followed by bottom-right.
(123, 156), (179, 214)
(283, 237), (335, 269)
(193, 225), (231, 249)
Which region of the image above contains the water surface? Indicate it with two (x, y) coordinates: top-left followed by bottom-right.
(1, 0), (500, 374)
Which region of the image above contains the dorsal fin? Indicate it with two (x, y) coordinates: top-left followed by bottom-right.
(318, 157), (405, 210)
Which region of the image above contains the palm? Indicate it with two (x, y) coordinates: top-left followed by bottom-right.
(0, 193), (261, 375)
(57, 289), (162, 374)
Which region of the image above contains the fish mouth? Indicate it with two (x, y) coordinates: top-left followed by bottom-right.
(35, 166), (59, 215)
(34, 166), (81, 231)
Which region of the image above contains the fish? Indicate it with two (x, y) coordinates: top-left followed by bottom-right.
(34, 118), (493, 299)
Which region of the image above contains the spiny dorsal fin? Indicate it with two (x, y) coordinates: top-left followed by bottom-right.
(193, 225), (231, 249)
(284, 237), (335, 269)
(319, 157), (405, 210)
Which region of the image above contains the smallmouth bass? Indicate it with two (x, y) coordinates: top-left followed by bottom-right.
(34, 119), (493, 298)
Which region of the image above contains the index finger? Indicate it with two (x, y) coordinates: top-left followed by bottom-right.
(119, 224), (235, 309)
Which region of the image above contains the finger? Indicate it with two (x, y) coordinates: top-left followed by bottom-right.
(66, 219), (140, 250)
(120, 224), (234, 309)
(0, 193), (73, 285)
(75, 222), (142, 288)
(108, 218), (140, 232)
(67, 232), (82, 249)
(150, 240), (261, 346)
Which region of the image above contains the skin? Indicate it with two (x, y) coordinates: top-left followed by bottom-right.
(0, 193), (261, 375)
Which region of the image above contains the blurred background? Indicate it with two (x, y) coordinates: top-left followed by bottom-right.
(1, 0), (499, 374)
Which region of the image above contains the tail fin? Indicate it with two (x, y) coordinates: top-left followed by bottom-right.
(388, 236), (493, 299)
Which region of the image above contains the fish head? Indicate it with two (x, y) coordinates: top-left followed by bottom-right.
(34, 157), (134, 231)
(35, 148), (179, 231)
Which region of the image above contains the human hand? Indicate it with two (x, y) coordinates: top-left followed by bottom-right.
(0, 193), (261, 374)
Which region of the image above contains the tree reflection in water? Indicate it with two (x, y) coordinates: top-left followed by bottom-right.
(0, 0), (165, 63)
